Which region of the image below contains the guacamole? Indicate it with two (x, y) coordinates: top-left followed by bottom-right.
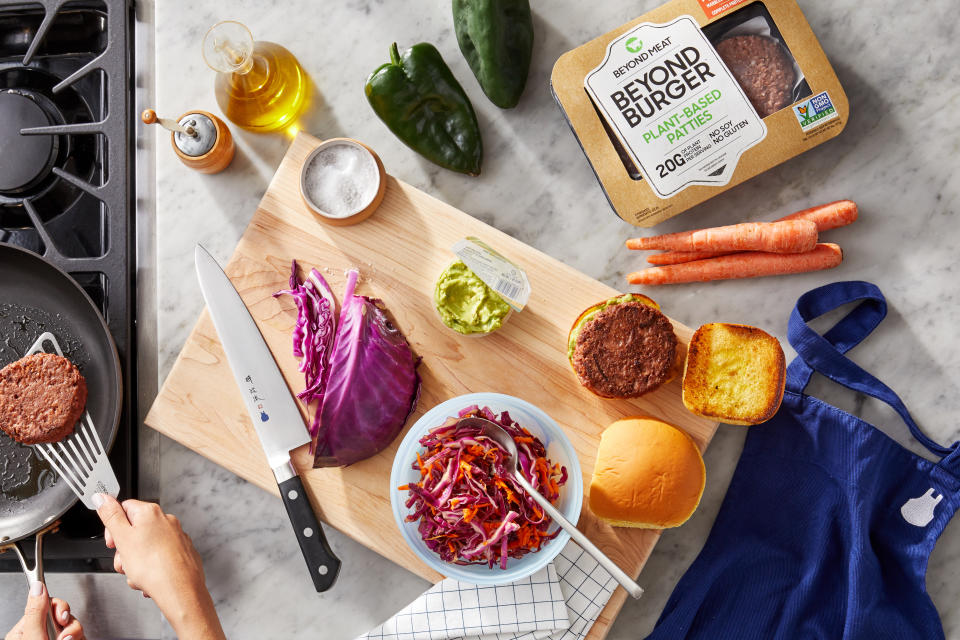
(434, 260), (511, 335)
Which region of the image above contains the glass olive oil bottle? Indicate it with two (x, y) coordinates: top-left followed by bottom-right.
(202, 20), (307, 132)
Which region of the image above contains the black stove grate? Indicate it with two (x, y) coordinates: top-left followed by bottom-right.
(0, 0), (135, 572)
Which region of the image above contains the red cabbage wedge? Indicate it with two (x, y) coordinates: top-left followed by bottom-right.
(276, 264), (420, 467)
(315, 269), (420, 466)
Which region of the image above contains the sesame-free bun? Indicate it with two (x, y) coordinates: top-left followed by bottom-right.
(682, 323), (786, 425)
(589, 417), (705, 529)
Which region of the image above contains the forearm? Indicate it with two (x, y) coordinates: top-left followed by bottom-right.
(160, 588), (226, 640)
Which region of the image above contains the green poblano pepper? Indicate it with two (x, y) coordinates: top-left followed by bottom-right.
(365, 43), (483, 176)
(452, 0), (534, 109)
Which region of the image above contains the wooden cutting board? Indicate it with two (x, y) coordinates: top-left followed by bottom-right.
(145, 132), (718, 639)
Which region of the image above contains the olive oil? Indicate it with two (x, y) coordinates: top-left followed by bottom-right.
(203, 21), (308, 132)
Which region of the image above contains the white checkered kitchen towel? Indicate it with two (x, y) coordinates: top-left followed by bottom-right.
(357, 541), (618, 640)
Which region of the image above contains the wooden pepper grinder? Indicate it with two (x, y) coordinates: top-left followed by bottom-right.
(141, 109), (235, 174)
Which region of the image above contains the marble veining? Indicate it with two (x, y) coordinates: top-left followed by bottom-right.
(144, 0), (959, 638)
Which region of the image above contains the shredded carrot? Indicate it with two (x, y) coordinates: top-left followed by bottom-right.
(496, 479), (518, 504)
(467, 444), (486, 457)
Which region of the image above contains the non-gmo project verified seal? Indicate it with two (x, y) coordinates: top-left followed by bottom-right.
(793, 91), (838, 132)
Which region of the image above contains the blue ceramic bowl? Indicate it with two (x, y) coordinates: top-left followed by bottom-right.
(390, 392), (583, 585)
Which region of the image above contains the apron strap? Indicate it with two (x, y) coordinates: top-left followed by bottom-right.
(786, 281), (956, 458)
(785, 281), (886, 391)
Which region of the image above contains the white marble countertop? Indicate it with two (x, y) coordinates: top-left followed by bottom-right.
(149, 1), (960, 638)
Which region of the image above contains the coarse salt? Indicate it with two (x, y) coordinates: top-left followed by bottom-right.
(303, 143), (380, 218)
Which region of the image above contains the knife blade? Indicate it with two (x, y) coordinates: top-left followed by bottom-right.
(194, 244), (341, 592)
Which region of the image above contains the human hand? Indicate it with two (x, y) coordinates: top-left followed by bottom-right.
(94, 495), (204, 605)
(4, 581), (85, 640)
(95, 495), (225, 640)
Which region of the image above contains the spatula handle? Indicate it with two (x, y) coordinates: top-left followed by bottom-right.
(278, 474), (341, 592)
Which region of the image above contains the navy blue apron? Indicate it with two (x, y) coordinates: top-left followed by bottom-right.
(646, 281), (960, 639)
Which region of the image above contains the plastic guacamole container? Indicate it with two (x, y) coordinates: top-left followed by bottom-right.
(433, 238), (530, 337)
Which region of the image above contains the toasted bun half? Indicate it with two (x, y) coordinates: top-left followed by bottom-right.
(682, 323), (785, 425)
(589, 417), (705, 529)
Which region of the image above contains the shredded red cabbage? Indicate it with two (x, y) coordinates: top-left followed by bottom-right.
(273, 260), (337, 442)
(400, 406), (568, 569)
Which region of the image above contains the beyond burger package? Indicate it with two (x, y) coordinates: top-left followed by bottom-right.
(551, 0), (847, 227)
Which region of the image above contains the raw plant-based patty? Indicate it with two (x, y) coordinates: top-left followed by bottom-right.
(715, 35), (795, 118)
(0, 353), (87, 445)
(571, 302), (678, 398)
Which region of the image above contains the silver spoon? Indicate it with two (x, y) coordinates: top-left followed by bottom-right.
(457, 417), (644, 599)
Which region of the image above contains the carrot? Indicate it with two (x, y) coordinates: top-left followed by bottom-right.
(626, 243), (842, 285)
(779, 199), (858, 231)
(626, 219), (818, 254)
(644, 200), (857, 265)
(646, 250), (729, 266)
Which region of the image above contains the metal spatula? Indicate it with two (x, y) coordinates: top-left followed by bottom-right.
(26, 332), (119, 509)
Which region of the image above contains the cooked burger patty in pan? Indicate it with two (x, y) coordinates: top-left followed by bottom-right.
(715, 35), (795, 118)
(0, 353), (87, 445)
(571, 302), (677, 398)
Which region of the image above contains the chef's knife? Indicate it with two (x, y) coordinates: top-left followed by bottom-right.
(194, 244), (341, 592)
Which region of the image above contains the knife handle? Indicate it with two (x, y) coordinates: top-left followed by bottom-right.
(278, 475), (341, 592)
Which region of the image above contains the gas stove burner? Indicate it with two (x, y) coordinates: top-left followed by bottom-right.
(0, 67), (97, 231)
(0, 90), (58, 194)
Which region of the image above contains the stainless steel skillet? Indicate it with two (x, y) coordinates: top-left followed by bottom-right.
(0, 243), (121, 638)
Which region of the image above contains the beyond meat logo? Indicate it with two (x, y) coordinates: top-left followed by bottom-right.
(793, 91), (838, 132)
(607, 46), (716, 128)
(625, 37), (643, 53)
